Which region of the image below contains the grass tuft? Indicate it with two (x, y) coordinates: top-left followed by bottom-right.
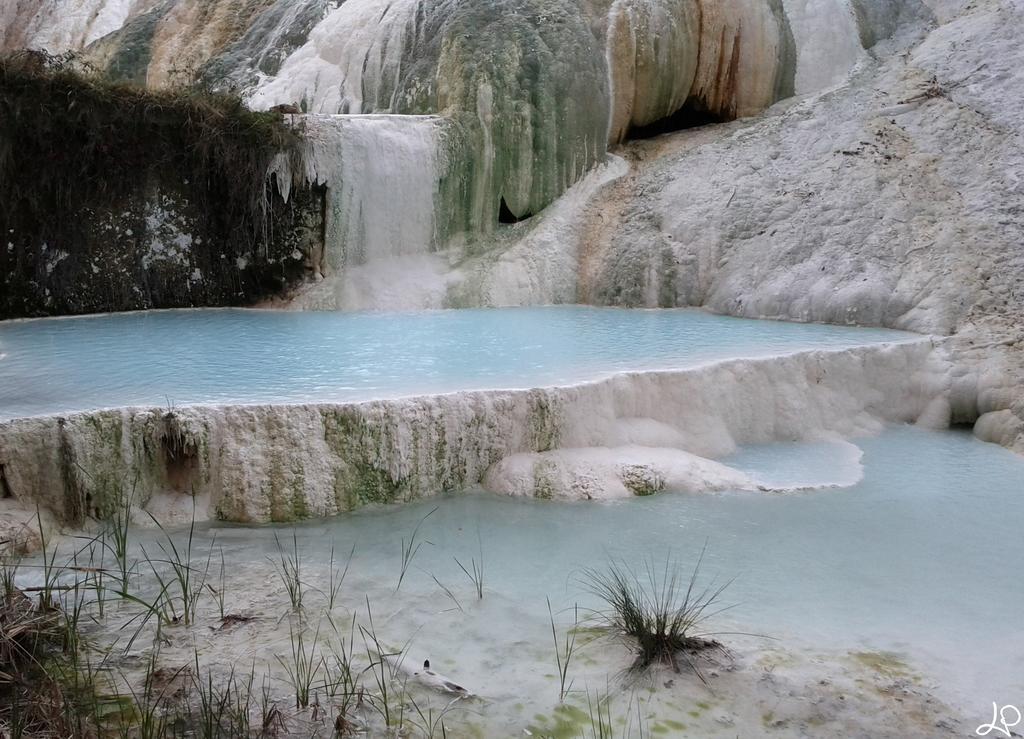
(581, 547), (732, 675)
(547, 598), (579, 702)
(141, 511), (213, 626)
(453, 528), (485, 600)
(326, 542), (355, 610)
(396, 507), (436, 592)
(269, 530), (304, 611)
(275, 619), (323, 710)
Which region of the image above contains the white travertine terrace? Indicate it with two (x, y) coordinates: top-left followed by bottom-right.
(0, 340), (951, 525)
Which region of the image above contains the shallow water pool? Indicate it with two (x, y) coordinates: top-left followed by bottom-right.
(0, 306), (913, 419)
(74, 426), (1019, 727)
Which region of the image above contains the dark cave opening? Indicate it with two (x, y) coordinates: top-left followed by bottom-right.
(626, 103), (727, 141)
(498, 196), (532, 224)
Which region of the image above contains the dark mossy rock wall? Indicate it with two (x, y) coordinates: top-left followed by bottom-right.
(0, 52), (324, 319)
(0, 178), (324, 318)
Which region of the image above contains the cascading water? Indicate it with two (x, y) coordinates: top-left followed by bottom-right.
(283, 114), (456, 310)
(315, 116), (443, 267)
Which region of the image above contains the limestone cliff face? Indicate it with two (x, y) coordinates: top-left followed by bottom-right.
(0, 0), (161, 53)
(0, 174), (325, 319)
(0, 0), (831, 316)
(602, 0), (795, 143)
(1, 0), (812, 229)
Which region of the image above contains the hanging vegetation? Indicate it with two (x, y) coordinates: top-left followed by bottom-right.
(0, 50), (321, 318)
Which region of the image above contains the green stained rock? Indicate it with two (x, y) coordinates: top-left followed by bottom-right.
(321, 408), (404, 506)
(346, 0), (611, 228)
(620, 464), (665, 496)
(528, 392), (561, 452)
(86, 0), (174, 85)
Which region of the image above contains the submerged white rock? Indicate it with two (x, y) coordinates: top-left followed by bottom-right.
(483, 446), (761, 500)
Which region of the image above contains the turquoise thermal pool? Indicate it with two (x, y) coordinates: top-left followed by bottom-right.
(210, 428), (1024, 710)
(0, 306), (914, 420)
(28, 426), (1022, 735)
(5, 301), (1017, 735)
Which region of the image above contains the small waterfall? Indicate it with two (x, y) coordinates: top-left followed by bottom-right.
(336, 116), (442, 266)
(278, 114), (456, 309)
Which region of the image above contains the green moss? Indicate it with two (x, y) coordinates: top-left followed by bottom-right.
(349, 463), (402, 506)
(528, 394), (561, 452)
(533, 459), (557, 500)
(288, 461), (310, 519)
(332, 468), (353, 512)
(620, 465), (666, 497)
(340, 0), (610, 237)
(60, 414), (139, 522)
(527, 703), (591, 739)
(321, 408), (406, 506)
(850, 650), (913, 679)
(264, 456), (289, 521)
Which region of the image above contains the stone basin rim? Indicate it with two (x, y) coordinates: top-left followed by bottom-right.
(0, 302), (935, 325)
(0, 337), (936, 424)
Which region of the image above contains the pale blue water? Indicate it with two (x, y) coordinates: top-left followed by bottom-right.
(132, 426), (1021, 713)
(20, 425), (1023, 723)
(0, 306), (912, 420)
(327, 427), (1023, 710)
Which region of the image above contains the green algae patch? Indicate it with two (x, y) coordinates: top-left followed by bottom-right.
(850, 650), (915, 679)
(321, 408), (408, 508)
(348, 463), (403, 507)
(528, 393), (562, 452)
(651, 719), (688, 734)
(532, 458), (558, 500)
(57, 413), (139, 523)
(527, 703), (592, 739)
(621, 464), (666, 497)
(397, 0), (610, 230)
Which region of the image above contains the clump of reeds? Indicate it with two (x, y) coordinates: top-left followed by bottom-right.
(270, 530), (304, 611)
(581, 548), (732, 674)
(396, 508), (436, 592)
(275, 619), (323, 710)
(453, 528), (484, 600)
(140, 513), (213, 626)
(547, 598), (578, 702)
